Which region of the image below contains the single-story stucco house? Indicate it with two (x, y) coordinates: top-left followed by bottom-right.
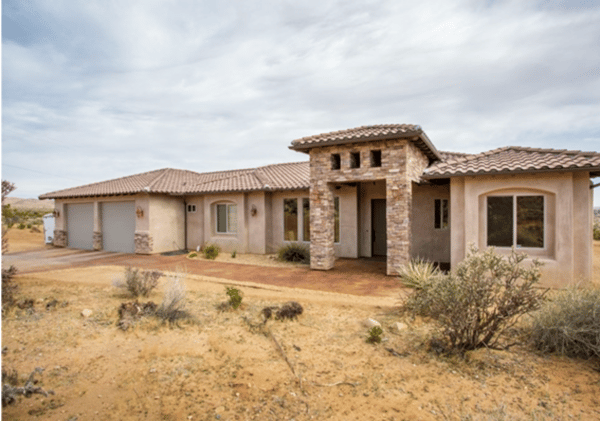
(39, 124), (600, 287)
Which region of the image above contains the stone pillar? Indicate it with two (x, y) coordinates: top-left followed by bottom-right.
(53, 230), (67, 247)
(386, 176), (411, 275)
(93, 232), (103, 251)
(135, 231), (153, 254)
(310, 182), (335, 270)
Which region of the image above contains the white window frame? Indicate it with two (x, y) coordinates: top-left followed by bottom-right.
(486, 194), (546, 250)
(215, 203), (237, 234)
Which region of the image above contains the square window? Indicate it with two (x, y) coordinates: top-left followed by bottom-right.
(487, 195), (544, 248)
(187, 204), (196, 213)
(370, 150), (382, 167)
(331, 154), (341, 170)
(350, 152), (360, 169)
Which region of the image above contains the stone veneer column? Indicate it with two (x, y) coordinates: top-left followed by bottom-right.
(53, 230), (67, 247)
(309, 181), (335, 270)
(385, 175), (412, 275)
(93, 232), (103, 251)
(135, 232), (153, 254)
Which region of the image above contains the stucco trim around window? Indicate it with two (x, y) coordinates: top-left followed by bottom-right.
(215, 202), (237, 234)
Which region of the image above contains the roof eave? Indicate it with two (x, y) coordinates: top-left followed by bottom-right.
(423, 166), (600, 180)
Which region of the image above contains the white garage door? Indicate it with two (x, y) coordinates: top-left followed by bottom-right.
(66, 203), (94, 250)
(102, 201), (136, 253)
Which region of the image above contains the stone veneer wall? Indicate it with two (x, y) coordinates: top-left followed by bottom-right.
(53, 230), (67, 247)
(93, 232), (102, 251)
(134, 232), (153, 254)
(308, 139), (429, 275)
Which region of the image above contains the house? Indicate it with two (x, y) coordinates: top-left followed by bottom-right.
(39, 124), (600, 287)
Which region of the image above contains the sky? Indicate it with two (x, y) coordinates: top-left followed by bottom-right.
(2, 0), (600, 206)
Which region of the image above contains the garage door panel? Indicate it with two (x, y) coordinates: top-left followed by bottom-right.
(66, 203), (94, 250)
(102, 201), (135, 253)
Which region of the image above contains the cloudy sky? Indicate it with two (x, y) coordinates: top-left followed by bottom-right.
(2, 0), (600, 205)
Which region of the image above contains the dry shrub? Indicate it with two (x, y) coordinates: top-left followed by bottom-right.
(203, 244), (220, 260)
(529, 286), (600, 360)
(2, 266), (18, 313)
(275, 301), (303, 320)
(277, 243), (310, 264)
(156, 273), (188, 323)
(113, 267), (162, 298)
(401, 246), (547, 352)
(117, 301), (157, 331)
(2, 367), (54, 407)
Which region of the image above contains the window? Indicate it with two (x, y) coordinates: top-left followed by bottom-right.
(370, 150), (382, 167)
(216, 204), (237, 234)
(331, 154), (341, 170)
(284, 198), (298, 241)
(334, 197), (340, 243)
(434, 199), (449, 229)
(350, 152), (360, 169)
(302, 198), (310, 242)
(187, 204), (196, 213)
(487, 195), (544, 248)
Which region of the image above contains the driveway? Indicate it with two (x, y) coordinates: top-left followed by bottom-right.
(3, 248), (401, 297)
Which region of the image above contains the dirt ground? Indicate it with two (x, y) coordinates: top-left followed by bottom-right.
(2, 230), (600, 420)
(4, 227), (50, 253)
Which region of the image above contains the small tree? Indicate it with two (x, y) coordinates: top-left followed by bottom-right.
(401, 246), (547, 352)
(2, 180), (16, 254)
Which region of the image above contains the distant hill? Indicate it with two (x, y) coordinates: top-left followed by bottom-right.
(4, 197), (54, 212)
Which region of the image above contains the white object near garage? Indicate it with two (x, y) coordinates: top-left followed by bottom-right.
(43, 213), (55, 244)
(66, 203), (94, 250)
(101, 201), (135, 253)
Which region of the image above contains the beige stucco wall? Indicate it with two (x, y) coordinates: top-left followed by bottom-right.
(148, 195), (185, 253)
(185, 196), (204, 251)
(246, 191), (268, 254)
(450, 171), (593, 287)
(411, 183), (451, 263)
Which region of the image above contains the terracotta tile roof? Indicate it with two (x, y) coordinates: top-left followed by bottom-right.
(424, 146), (600, 179)
(290, 124), (442, 162)
(39, 162), (310, 199)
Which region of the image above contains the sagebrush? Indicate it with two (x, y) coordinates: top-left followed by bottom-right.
(529, 286), (600, 359)
(401, 246), (547, 352)
(203, 244), (220, 260)
(113, 267), (162, 298)
(277, 243), (310, 264)
(156, 273), (188, 323)
(226, 286), (243, 309)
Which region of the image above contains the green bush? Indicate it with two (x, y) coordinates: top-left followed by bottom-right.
(226, 287), (243, 309)
(366, 326), (383, 344)
(17, 223), (25, 230)
(187, 252), (198, 258)
(231, 250), (237, 258)
(529, 286), (600, 359)
(277, 243), (310, 264)
(401, 246), (547, 352)
(203, 244), (220, 260)
(593, 221), (600, 241)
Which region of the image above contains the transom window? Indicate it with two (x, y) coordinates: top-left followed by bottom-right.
(216, 203), (237, 234)
(487, 195), (544, 248)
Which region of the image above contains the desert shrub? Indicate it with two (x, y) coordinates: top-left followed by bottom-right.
(529, 286), (600, 359)
(226, 287), (243, 309)
(113, 267), (162, 298)
(156, 273), (188, 323)
(117, 301), (157, 331)
(231, 250), (237, 258)
(593, 221), (600, 241)
(366, 326), (383, 344)
(277, 243), (310, 264)
(398, 258), (442, 292)
(203, 244), (220, 260)
(2, 367), (54, 406)
(17, 223), (25, 230)
(188, 251), (198, 258)
(401, 246), (547, 352)
(2, 266), (18, 313)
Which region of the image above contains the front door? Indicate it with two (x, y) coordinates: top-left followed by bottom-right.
(371, 199), (387, 256)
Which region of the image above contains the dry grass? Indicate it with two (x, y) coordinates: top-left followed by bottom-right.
(2, 268), (600, 421)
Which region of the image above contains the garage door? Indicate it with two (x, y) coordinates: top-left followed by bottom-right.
(102, 201), (136, 253)
(66, 203), (94, 250)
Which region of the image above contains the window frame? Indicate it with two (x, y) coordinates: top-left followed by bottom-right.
(187, 204), (196, 213)
(486, 194), (546, 250)
(215, 203), (237, 234)
(283, 198), (299, 241)
(434, 198), (449, 230)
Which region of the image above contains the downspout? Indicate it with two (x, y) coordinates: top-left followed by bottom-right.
(183, 199), (188, 251)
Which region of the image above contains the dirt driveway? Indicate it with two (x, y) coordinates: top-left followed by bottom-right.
(4, 247), (401, 297)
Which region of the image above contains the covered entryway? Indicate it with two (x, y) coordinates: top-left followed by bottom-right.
(101, 201), (136, 253)
(371, 199), (387, 256)
(66, 203), (94, 250)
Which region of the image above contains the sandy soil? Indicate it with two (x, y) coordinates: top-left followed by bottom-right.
(3, 227), (50, 253)
(189, 251), (310, 269)
(2, 266), (600, 421)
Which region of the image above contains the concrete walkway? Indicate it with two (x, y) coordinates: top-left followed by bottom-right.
(3, 248), (402, 297)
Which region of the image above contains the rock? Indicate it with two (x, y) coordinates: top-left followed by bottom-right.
(363, 318), (381, 329)
(81, 309), (93, 318)
(394, 322), (408, 332)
